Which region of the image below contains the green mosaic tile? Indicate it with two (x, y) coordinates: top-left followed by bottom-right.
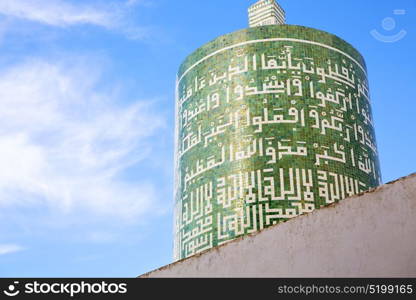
(173, 25), (382, 260)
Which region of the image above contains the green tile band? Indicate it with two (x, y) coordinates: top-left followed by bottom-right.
(174, 25), (381, 260)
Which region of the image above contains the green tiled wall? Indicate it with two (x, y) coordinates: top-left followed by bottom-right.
(174, 25), (381, 260)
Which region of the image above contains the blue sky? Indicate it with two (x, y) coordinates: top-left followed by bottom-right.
(0, 0), (414, 277)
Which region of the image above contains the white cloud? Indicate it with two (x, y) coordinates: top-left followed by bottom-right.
(0, 0), (147, 38)
(0, 244), (24, 255)
(0, 58), (166, 221)
(0, 0), (113, 27)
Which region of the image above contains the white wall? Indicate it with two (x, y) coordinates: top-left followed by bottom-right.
(142, 173), (416, 278)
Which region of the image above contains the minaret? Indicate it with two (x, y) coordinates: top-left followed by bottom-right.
(248, 0), (285, 27)
(174, 0), (381, 260)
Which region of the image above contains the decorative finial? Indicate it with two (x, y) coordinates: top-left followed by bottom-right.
(248, 0), (285, 27)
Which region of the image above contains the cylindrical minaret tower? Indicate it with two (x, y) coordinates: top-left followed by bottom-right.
(173, 0), (381, 260)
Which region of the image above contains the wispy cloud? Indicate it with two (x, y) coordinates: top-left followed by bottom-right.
(0, 0), (114, 27)
(0, 244), (24, 255)
(0, 57), (166, 221)
(0, 0), (148, 38)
